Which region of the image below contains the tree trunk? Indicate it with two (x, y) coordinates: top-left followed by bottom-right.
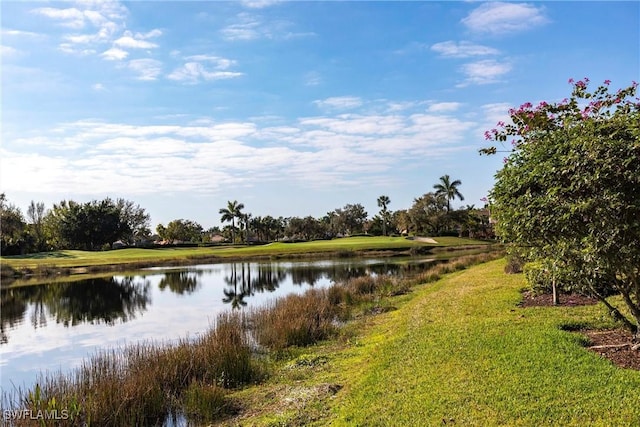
(552, 276), (558, 305)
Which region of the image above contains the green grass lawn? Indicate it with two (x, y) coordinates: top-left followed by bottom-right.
(229, 259), (640, 426)
(1, 236), (487, 271)
(328, 259), (640, 426)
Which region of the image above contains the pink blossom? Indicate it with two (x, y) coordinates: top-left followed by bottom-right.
(604, 79), (611, 85)
(503, 157), (508, 164)
(496, 121), (505, 127)
(568, 78), (575, 84)
(584, 77), (590, 83)
(484, 130), (491, 140)
(576, 80), (586, 88)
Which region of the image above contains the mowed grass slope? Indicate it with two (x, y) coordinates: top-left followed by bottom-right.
(328, 259), (640, 426)
(1, 236), (486, 270)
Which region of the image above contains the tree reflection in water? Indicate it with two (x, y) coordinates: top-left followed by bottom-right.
(158, 271), (202, 295)
(219, 260), (432, 310)
(0, 276), (151, 343)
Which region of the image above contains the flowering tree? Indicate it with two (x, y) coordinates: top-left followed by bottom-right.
(483, 79), (640, 341)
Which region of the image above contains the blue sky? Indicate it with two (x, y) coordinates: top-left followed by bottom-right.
(2, 1), (639, 230)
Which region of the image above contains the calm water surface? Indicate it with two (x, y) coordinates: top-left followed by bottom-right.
(0, 257), (438, 392)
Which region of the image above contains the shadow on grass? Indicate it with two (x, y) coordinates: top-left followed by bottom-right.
(7, 252), (76, 260)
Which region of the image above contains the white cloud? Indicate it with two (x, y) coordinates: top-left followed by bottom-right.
(59, 43), (96, 55)
(101, 47), (128, 60)
(168, 63), (244, 84)
(462, 2), (549, 35)
(168, 54), (243, 84)
(1, 104), (477, 196)
(128, 59), (162, 81)
(240, 0), (282, 8)
(1, 45), (20, 57)
(184, 55), (236, 69)
(114, 36), (157, 49)
(92, 83), (106, 91)
(220, 12), (313, 41)
(221, 20), (261, 41)
(305, 71), (322, 86)
(431, 41), (499, 58)
(1, 29), (43, 38)
(427, 102), (462, 113)
(32, 7), (87, 29)
(313, 96), (363, 111)
(458, 59), (512, 87)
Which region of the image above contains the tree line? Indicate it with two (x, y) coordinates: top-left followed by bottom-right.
(0, 175), (493, 255)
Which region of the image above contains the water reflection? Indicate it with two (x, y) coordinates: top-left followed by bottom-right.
(1, 277), (151, 344)
(158, 271), (202, 295)
(0, 258), (440, 344)
(221, 263), (288, 309)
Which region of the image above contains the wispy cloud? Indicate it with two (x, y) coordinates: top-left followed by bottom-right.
(431, 41), (499, 58)
(1, 45), (20, 57)
(1, 29), (44, 38)
(221, 12), (314, 41)
(2, 101), (477, 196)
(220, 15), (262, 41)
(128, 59), (162, 81)
(101, 47), (128, 60)
(427, 102), (462, 113)
(304, 71), (322, 86)
(458, 59), (512, 87)
(168, 54), (243, 84)
(240, 0), (282, 9)
(113, 30), (161, 49)
(313, 96), (363, 111)
(32, 7), (87, 29)
(462, 2), (549, 35)
(168, 63), (244, 84)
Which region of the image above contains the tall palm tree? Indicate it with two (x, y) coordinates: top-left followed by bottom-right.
(377, 195), (391, 236)
(433, 174), (464, 212)
(219, 200), (245, 243)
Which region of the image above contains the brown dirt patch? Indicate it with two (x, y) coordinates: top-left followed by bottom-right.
(583, 329), (640, 370)
(520, 290), (598, 307)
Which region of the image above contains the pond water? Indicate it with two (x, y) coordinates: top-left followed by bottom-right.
(0, 256), (443, 393)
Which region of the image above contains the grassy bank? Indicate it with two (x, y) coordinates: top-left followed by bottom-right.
(0, 236), (489, 282)
(222, 259), (639, 426)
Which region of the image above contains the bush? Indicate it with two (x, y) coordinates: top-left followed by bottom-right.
(504, 253), (525, 274)
(252, 289), (337, 349)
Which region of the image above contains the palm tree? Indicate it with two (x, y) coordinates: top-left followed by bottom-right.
(433, 175), (464, 212)
(219, 200), (245, 243)
(377, 195), (391, 236)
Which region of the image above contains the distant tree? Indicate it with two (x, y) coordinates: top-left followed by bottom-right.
(159, 219), (203, 243)
(433, 174), (464, 213)
(219, 200), (245, 243)
(285, 216), (325, 241)
(26, 200), (47, 252)
(377, 195), (391, 236)
(115, 199), (151, 245)
(408, 192), (448, 236)
(0, 194), (27, 255)
(333, 203), (368, 236)
(44, 198), (129, 250)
